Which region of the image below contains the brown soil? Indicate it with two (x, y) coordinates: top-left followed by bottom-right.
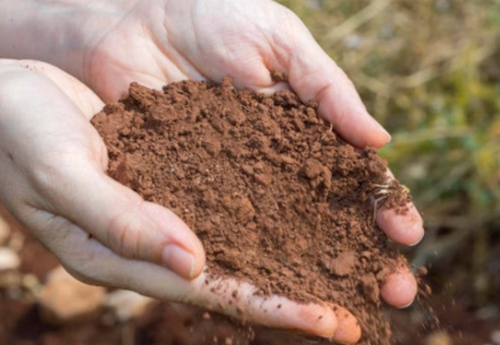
(91, 78), (412, 344)
(0, 208), (496, 345)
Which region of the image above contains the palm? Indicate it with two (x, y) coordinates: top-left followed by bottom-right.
(85, 0), (306, 102)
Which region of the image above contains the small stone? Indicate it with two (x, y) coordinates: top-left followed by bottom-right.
(38, 266), (106, 324)
(234, 197), (255, 224)
(0, 217), (10, 245)
(104, 290), (155, 323)
(0, 247), (20, 271)
(301, 159), (324, 179)
(270, 70), (286, 82)
(322, 251), (357, 277)
(417, 266), (428, 277)
(491, 330), (500, 344)
(241, 165), (254, 176)
(254, 173), (271, 186)
(22, 274), (41, 292)
(425, 331), (452, 345)
(359, 273), (380, 305)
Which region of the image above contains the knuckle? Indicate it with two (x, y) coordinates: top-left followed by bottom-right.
(58, 240), (109, 287)
(332, 103), (351, 127)
(28, 161), (73, 201)
(341, 75), (357, 92)
(46, 223), (104, 286)
(106, 207), (143, 260)
(58, 240), (105, 285)
(62, 262), (102, 286)
(28, 153), (91, 205)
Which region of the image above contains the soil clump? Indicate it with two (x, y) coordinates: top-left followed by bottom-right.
(92, 77), (412, 344)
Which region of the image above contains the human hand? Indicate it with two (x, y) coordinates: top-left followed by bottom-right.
(2, 0), (390, 148)
(0, 60), (363, 343)
(0, 0), (424, 343)
(76, 0), (423, 308)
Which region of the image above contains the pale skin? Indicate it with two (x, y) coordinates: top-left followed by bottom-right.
(0, 0), (424, 343)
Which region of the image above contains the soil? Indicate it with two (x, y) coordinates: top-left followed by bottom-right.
(1, 205), (497, 345)
(91, 77), (412, 345)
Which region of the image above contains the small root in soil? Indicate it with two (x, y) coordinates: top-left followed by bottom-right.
(372, 182), (410, 225)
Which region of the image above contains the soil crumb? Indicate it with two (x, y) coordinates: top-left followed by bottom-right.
(92, 78), (413, 345)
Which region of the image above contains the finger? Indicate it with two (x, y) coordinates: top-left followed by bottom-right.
(192, 283), (361, 343)
(0, 60), (106, 205)
(36, 216), (340, 338)
(0, 59), (104, 119)
(41, 167), (206, 280)
(377, 202), (424, 246)
(26, 183), (359, 340)
(190, 276), (339, 338)
(330, 304), (362, 344)
(380, 268), (417, 308)
(272, 13), (391, 149)
(0, 60), (107, 170)
(376, 170), (424, 246)
(90, 234), (359, 340)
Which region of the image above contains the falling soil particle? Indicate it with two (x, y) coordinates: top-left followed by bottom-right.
(92, 77), (413, 345)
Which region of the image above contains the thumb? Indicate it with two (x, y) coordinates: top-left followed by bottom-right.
(39, 164), (206, 280)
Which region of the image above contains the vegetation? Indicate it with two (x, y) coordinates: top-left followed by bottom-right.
(279, 0), (500, 307)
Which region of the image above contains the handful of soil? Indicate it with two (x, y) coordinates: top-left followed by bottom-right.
(92, 78), (413, 345)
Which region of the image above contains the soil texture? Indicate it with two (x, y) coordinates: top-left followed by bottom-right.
(1, 204), (496, 345)
(91, 77), (412, 344)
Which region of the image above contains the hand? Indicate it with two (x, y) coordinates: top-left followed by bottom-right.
(0, 0), (424, 343)
(0, 59), (362, 341)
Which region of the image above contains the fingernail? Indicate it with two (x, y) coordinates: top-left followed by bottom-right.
(409, 230), (425, 247)
(369, 115), (391, 143)
(398, 298), (415, 309)
(162, 244), (195, 279)
(331, 307), (362, 345)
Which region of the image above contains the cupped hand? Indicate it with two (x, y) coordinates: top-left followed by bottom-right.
(79, 0), (423, 310)
(0, 60), (360, 343)
(0, 0), (424, 343)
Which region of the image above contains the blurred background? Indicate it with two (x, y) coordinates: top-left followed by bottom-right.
(1, 0), (499, 344)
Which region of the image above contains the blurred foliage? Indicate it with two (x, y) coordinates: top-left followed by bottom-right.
(278, 0), (500, 304)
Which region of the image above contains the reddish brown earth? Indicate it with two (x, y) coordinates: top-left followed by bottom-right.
(1, 204), (497, 345)
(91, 78), (413, 344)
(0, 78), (500, 345)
